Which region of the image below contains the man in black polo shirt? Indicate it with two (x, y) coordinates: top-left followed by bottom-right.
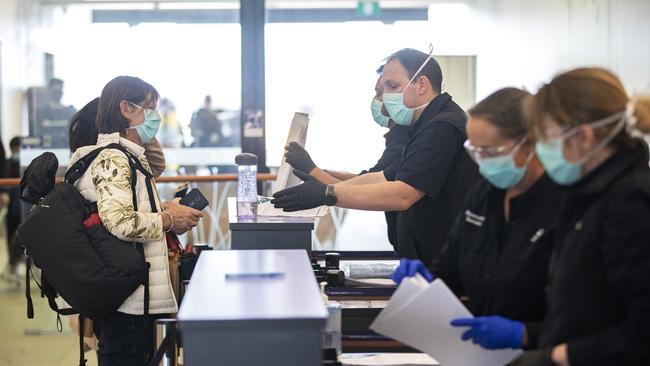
(280, 68), (410, 248)
(272, 48), (479, 265)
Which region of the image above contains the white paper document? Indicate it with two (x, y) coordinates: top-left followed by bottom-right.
(227, 196), (329, 218)
(273, 112), (309, 194)
(340, 353), (438, 366)
(257, 196), (329, 217)
(370, 278), (522, 366)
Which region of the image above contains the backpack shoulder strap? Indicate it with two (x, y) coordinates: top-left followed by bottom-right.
(64, 143), (158, 212)
(107, 144), (158, 213)
(65, 143), (152, 184)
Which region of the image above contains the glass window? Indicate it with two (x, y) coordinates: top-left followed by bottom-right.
(25, 2), (242, 174)
(264, 2), (477, 250)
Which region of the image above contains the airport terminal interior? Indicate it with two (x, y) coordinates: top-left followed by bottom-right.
(0, 0), (649, 365)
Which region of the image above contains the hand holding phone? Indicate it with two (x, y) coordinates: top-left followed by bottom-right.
(179, 188), (209, 210)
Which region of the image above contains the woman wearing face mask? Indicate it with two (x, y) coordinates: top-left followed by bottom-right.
(391, 87), (559, 351)
(68, 76), (204, 365)
(68, 97), (168, 177)
(507, 68), (650, 366)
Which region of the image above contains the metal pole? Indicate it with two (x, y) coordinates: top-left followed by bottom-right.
(240, 0), (268, 180)
(154, 319), (178, 366)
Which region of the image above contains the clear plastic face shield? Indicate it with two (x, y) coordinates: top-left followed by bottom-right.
(464, 136), (528, 163)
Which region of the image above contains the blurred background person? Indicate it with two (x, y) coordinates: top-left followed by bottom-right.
(34, 78), (77, 148)
(0, 136), (22, 288)
(190, 95), (221, 147)
(158, 98), (185, 148)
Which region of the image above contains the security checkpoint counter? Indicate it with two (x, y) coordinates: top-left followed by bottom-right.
(178, 249), (327, 366)
(228, 197), (315, 255)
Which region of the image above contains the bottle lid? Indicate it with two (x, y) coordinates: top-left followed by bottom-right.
(235, 153), (258, 165)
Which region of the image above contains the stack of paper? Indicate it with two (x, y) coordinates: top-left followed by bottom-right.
(370, 277), (522, 366)
(273, 112), (309, 194)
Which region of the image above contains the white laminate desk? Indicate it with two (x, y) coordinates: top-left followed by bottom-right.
(178, 249), (327, 366)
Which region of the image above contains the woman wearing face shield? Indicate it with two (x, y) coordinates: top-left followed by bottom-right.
(391, 87), (560, 351)
(68, 76), (203, 365)
(506, 68), (650, 366)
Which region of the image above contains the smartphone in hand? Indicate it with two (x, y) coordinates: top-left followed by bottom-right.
(179, 188), (209, 210)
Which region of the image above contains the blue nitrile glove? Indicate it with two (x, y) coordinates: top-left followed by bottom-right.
(390, 258), (434, 285)
(450, 316), (525, 350)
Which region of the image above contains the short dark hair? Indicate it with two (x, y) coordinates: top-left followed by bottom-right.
(9, 137), (21, 149)
(376, 64), (385, 74)
(69, 97), (100, 152)
(468, 87), (532, 140)
(96, 76), (159, 134)
(385, 48), (443, 93)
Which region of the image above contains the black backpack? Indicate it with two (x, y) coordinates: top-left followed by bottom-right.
(17, 143), (158, 366)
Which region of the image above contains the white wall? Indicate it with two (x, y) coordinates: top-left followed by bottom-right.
(0, 0), (50, 149)
(428, 0), (650, 99)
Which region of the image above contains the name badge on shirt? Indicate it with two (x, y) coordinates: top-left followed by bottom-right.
(465, 210), (485, 227)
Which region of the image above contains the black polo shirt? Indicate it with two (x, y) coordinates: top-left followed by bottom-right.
(432, 175), (558, 328)
(360, 125), (411, 248)
(361, 125), (411, 175)
(383, 93), (479, 264)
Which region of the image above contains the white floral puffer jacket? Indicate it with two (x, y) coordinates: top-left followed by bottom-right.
(68, 133), (177, 315)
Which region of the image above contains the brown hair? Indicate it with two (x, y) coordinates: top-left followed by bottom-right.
(525, 67), (650, 147)
(468, 87), (532, 140)
(96, 76), (159, 134)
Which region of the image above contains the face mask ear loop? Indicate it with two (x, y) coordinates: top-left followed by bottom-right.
(403, 44), (435, 111)
(128, 101), (144, 111)
(402, 44), (435, 93)
(510, 136), (533, 168)
(127, 101), (146, 129)
(573, 112), (627, 165)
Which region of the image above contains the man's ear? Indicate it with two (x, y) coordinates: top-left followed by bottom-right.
(416, 75), (431, 96)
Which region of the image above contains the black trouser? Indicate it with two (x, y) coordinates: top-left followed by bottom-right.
(93, 311), (168, 366)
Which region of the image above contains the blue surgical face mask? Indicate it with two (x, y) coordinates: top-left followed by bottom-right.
(383, 53), (434, 127)
(474, 138), (530, 189)
(371, 98), (390, 128)
(535, 111), (626, 186)
(129, 102), (162, 144)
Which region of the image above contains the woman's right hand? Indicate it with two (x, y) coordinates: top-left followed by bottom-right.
(163, 198), (204, 235)
(390, 258), (434, 285)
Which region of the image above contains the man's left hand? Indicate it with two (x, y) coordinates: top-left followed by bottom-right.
(271, 169), (327, 212)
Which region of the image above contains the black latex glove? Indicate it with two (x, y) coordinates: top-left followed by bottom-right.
(507, 348), (553, 366)
(271, 169), (327, 212)
(284, 142), (317, 173)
